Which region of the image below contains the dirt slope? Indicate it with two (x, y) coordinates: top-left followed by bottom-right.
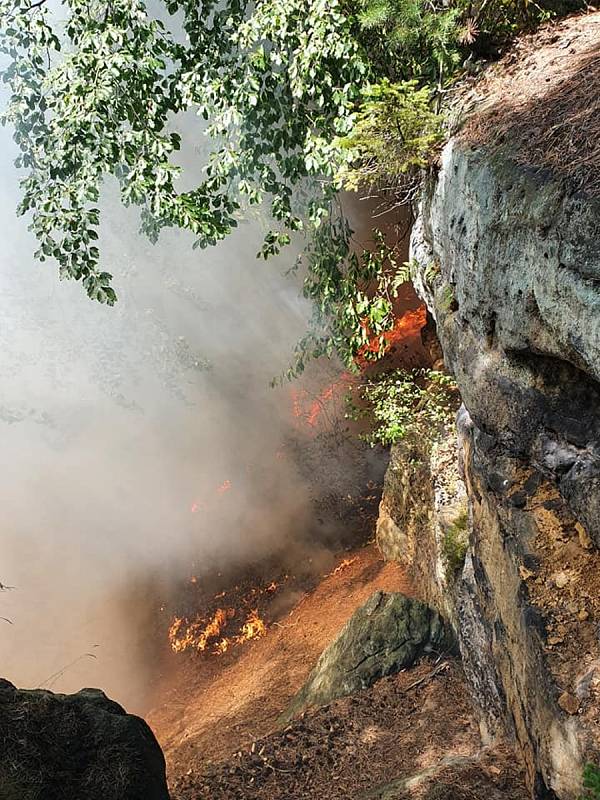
(171, 660), (528, 800)
(148, 543), (530, 800)
(147, 544), (409, 778)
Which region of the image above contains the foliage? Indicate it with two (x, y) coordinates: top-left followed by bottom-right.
(348, 367), (458, 447)
(284, 226), (413, 378)
(442, 510), (469, 580)
(354, 0), (463, 86)
(0, 0), (584, 370)
(352, 0), (585, 87)
(582, 764), (600, 800)
(336, 79), (444, 202)
(337, 0), (585, 202)
(0, 0), (366, 305)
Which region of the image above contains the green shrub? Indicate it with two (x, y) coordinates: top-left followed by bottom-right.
(338, 0), (586, 210)
(336, 79), (445, 202)
(353, 0), (585, 88)
(582, 764), (600, 800)
(348, 367), (459, 447)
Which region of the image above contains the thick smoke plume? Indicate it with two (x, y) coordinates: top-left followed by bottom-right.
(0, 110), (386, 711)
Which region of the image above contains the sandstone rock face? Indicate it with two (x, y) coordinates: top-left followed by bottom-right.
(385, 20), (600, 792)
(395, 131), (600, 800)
(282, 591), (453, 722)
(0, 679), (169, 800)
(376, 434), (468, 623)
(414, 140), (600, 550)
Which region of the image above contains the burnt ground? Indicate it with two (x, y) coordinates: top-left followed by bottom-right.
(170, 660), (528, 800)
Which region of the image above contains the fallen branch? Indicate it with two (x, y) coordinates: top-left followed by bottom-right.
(403, 660), (450, 693)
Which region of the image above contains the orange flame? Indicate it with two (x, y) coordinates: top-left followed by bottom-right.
(356, 305), (427, 367)
(168, 607), (235, 654)
(327, 556), (358, 577)
(291, 373), (354, 430)
(213, 638), (230, 655)
(217, 479), (232, 494)
(236, 609), (266, 644)
(168, 579), (281, 656)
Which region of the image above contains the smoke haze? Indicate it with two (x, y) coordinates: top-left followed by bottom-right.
(0, 91), (390, 711)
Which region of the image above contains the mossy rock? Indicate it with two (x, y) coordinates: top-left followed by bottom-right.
(282, 591), (455, 722)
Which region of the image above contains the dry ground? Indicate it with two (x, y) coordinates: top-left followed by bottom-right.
(171, 661), (528, 800)
(462, 10), (600, 195)
(147, 544), (528, 800)
(147, 543), (409, 777)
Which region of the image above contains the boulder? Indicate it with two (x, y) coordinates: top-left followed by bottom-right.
(282, 591), (454, 721)
(0, 679), (169, 800)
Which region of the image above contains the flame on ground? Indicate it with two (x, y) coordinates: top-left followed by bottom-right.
(168, 607), (235, 654)
(236, 609), (266, 643)
(168, 582), (277, 656)
(327, 557), (358, 577)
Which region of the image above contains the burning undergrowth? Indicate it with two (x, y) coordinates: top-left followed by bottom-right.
(163, 497), (378, 664)
(168, 573), (283, 657)
(161, 305), (430, 667)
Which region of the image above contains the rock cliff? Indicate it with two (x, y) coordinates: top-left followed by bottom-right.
(378, 12), (600, 800)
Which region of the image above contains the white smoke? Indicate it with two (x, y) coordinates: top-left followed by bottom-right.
(0, 97), (388, 711)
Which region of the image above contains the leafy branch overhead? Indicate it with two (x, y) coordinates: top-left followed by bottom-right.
(0, 0), (583, 367)
(0, 0), (366, 307)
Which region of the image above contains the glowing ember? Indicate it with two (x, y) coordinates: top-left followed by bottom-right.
(217, 479), (232, 494)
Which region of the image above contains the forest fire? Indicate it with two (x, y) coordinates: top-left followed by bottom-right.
(289, 307), (427, 432)
(290, 372), (355, 431)
(356, 305), (427, 367)
(168, 579), (279, 656)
